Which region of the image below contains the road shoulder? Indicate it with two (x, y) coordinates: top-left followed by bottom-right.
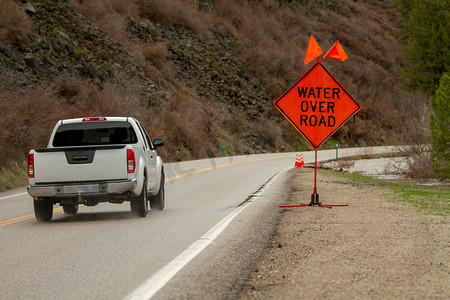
(240, 167), (449, 299)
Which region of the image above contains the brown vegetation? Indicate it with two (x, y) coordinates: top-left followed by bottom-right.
(0, 0), (432, 181)
(70, 0), (139, 46)
(0, 78), (135, 165)
(0, 0), (33, 45)
(139, 0), (215, 38)
(395, 103), (434, 179)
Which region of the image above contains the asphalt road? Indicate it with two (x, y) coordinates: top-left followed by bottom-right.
(0, 147), (397, 299)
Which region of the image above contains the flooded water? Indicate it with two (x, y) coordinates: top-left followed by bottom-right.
(322, 157), (408, 179)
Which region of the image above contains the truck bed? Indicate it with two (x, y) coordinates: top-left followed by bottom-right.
(32, 145), (128, 184)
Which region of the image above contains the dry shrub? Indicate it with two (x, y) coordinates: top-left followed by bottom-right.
(0, 0), (33, 45)
(139, 0), (212, 38)
(0, 161), (27, 192)
(318, 0), (404, 69)
(241, 42), (300, 98)
(333, 56), (422, 146)
(53, 77), (138, 118)
(253, 118), (284, 150)
(338, 157), (355, 170)
(70, 0), (180, 88)
(159, 91), (217, 160)
(70, 0), (140, 20)
(223, 113), (247, 135)
(70, 0), (145, 54)
(403, 148), (434, 179)
(214, 0), (306, 98)
(108, 0), (140, 19)
(0, 77), (142, 165)
(54, 77), (97, 103)
(140, 41), (177, 89)
(70, 0), (131, 45)
(142, 41), (168, 69)
(97, 12), (129, 45)
(362, 148), (378, 160)
(0, 0), (432, 170)
(394, 103), (434, 178)
(0, 85), (62, 164)
(213, 0), (250, 31)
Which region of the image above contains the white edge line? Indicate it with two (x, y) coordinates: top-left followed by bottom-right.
(0, 192), (28, 201)
(123, 168), (289, 300)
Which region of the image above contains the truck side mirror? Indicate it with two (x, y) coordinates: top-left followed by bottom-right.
(153, 139), (164, 149)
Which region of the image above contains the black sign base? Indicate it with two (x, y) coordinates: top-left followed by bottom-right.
(280, 193), (348, 209)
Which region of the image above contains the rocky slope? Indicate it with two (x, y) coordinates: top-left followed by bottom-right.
(1, 0), (283, 161)
(0, 0), (159, 102)
(0, 0), (428, 164)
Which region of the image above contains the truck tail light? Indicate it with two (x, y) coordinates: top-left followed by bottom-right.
(127, 149), (135, 173)
(82, 117), (107, 121)
(27, 154), (35, 178)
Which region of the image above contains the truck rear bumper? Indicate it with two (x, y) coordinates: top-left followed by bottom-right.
(27, 179), (137, 198)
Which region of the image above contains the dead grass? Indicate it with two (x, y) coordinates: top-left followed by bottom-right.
(0, 84), (61, 164)
(139, 0), (213, 38)
(159, 91), (218, 160)
(0, 161), (27, 192)
(338, 157), (355, 170)
(70, 0), (428, 150)
(67, 0), (429, 150)
(70, 0), (135, 47)
(0, 76), (142, 165)
(0, 0), (33, 45)
(70, 0), (179, 91)
(140, 41), (178, 90)
(393, 103), (434, 179)
(70, 0), (140, 20)
(0, 0), (436, 185)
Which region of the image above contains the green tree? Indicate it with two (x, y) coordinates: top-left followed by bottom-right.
(429, 73), (449, 179)
(395, 0), (449, 96)
(395, 0), (449, 179)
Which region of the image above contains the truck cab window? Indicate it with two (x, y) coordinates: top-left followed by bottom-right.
(53, 121), (138, 147)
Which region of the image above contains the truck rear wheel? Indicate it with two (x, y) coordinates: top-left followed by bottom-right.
(131, 179), (148, 217)
(150, 171), (165, 211)
(34, 198), (53, 222)
(63, 203), (79, 215)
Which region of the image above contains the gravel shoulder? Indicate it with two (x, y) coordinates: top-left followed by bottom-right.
(240, 167), (449, 299)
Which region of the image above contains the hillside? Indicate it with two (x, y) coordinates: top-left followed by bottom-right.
(0, 0), (429, 166)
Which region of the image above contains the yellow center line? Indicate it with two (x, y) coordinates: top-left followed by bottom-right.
(165, 155), (293, 182)
(0, 207), (63, 227)
(2, 155), (294, 227)
(0, 214), (35, 226)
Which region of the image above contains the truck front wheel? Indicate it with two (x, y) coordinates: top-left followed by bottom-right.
(130, 179), (148, 217)
(34, 198), (53, 222)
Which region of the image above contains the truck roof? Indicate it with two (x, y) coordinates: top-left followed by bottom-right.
(60, 117), (132, 124)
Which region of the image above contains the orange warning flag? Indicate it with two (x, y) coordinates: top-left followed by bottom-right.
(304, 34), (323, 65)
(322, 40), (348, 61)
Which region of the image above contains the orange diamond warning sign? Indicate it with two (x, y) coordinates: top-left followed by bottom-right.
(274, 61), (361, 149)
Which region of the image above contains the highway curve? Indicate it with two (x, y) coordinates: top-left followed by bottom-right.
(0, 147), (397, 299)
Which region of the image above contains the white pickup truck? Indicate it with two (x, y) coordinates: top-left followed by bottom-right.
(27, 117), (165, 221)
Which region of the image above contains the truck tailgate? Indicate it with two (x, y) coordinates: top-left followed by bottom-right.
(33, 146), (128, 184)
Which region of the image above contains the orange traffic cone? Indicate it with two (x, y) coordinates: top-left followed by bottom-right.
(294, 154), (304, 168)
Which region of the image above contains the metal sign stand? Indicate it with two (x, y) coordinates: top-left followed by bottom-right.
(276, 37), (360, 209)
(280, 150), (348, 209)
